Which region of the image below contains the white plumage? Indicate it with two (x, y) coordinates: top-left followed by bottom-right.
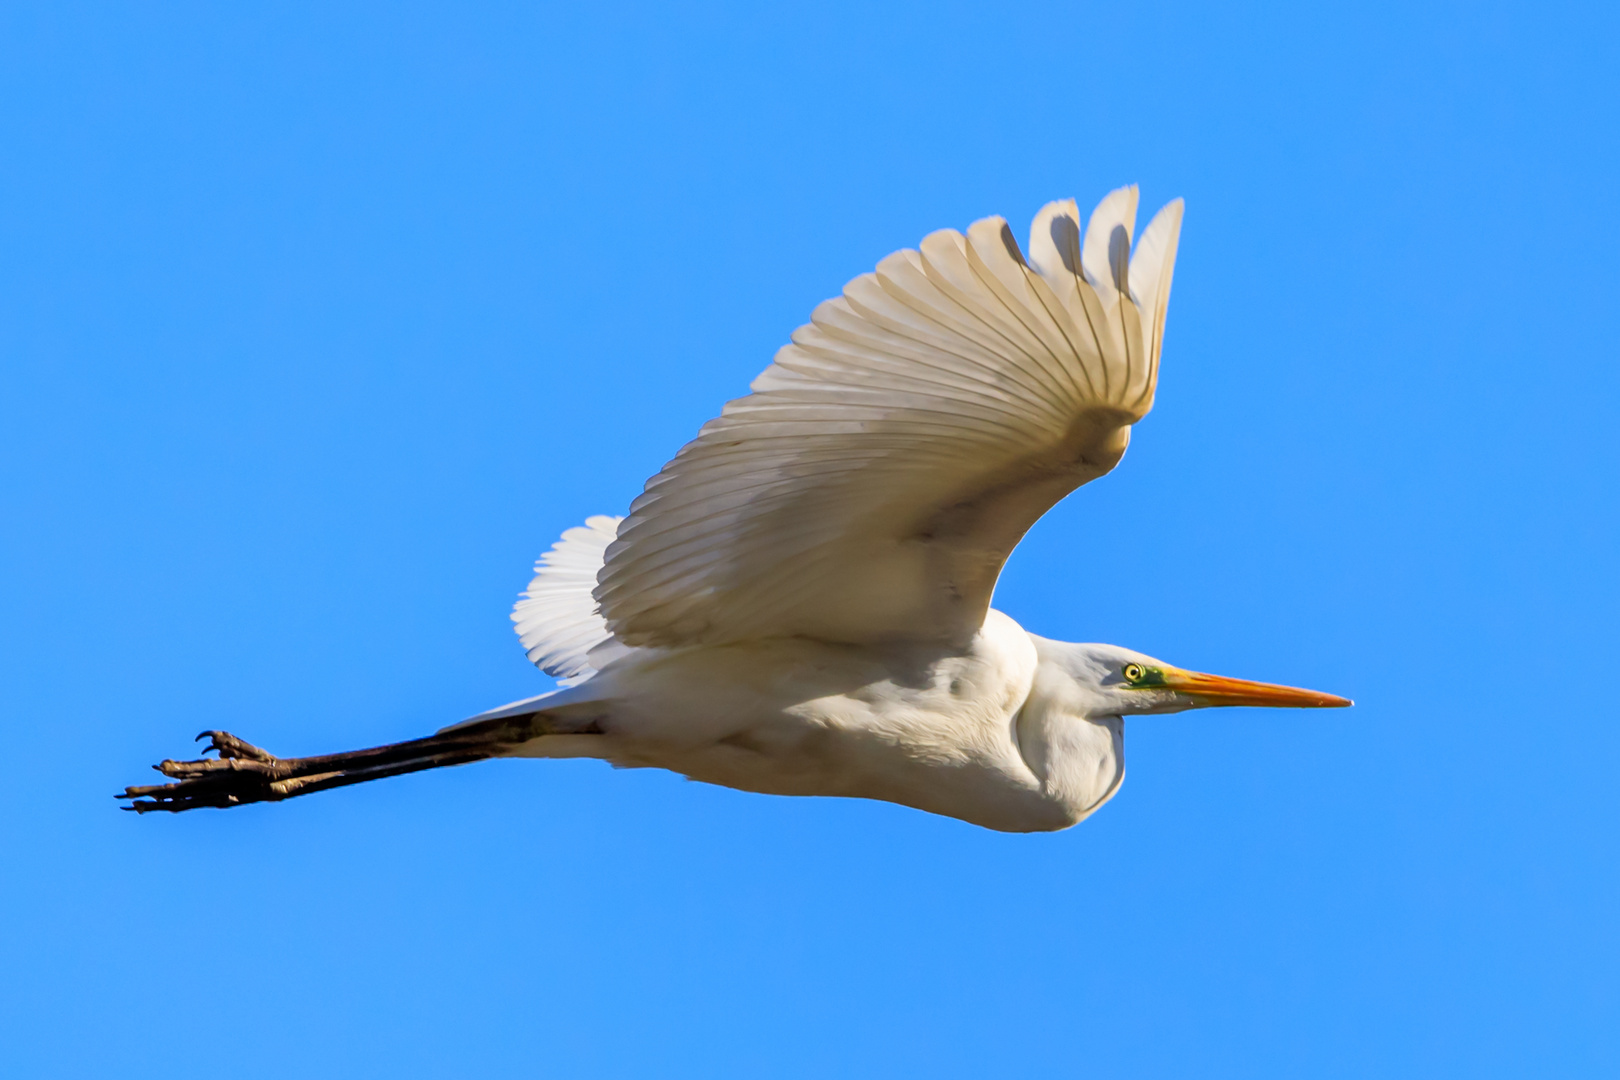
(593, 192), (1182, 651)
(512, 514), (622, 686)
(125, 187), (1349, 829)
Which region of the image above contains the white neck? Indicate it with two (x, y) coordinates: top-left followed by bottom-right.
(1015, 641), (1127, 824)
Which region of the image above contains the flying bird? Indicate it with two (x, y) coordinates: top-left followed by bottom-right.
(122, 187), (1349, 832)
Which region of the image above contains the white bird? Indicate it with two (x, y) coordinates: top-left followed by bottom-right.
(123, 187), (1349, 832)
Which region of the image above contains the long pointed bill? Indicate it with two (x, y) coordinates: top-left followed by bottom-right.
(1161, 669), (1352, 709)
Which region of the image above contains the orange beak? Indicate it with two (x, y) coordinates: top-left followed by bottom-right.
(1160, 669), (1352, 709)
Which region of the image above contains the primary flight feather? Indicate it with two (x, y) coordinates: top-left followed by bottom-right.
(123, 187), (1349, 832)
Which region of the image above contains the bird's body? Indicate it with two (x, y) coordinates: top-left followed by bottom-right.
(492, 609), (1120, 833)
(124, 186), (1350, 828)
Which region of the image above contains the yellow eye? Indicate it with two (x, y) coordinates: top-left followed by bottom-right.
(1122, 663), (1145, 683)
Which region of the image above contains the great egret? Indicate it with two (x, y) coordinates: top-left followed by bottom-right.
(122, 187), (1349, 832)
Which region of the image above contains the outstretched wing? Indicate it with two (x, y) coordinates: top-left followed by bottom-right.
(512, 515), (623, 685)
(595, 188), (1184, 650)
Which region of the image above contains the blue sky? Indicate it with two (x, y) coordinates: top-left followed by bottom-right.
(2, 1), (1617, 1075)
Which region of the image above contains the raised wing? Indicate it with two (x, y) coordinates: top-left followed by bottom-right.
(595, 189), (1184, 650)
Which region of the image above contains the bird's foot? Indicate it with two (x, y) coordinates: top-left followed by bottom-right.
(119, 731), (305, 813)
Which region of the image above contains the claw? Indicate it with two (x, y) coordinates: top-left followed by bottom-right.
(193, 731), (277, 763)
(123, 780), (176, 798)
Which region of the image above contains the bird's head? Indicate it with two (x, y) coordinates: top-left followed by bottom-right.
(1052, 641), (1352, 717)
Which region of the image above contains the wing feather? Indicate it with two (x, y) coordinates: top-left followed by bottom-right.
(512, 515), (623, 684)
(593, 190), (1184, 649)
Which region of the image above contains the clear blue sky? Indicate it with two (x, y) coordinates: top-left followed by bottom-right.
(2, 2), (1616, 1076)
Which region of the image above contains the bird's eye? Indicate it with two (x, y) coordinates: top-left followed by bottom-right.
(1122, 663), (1145, 684)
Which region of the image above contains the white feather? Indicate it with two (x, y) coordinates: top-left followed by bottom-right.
(512, 515), (623, 685)
(592, 195), (1184, 652)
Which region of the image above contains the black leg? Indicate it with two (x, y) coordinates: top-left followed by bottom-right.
(118, 714), (554, 813)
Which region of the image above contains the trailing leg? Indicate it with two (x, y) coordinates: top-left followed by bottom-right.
(119, 713), (558, 813)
